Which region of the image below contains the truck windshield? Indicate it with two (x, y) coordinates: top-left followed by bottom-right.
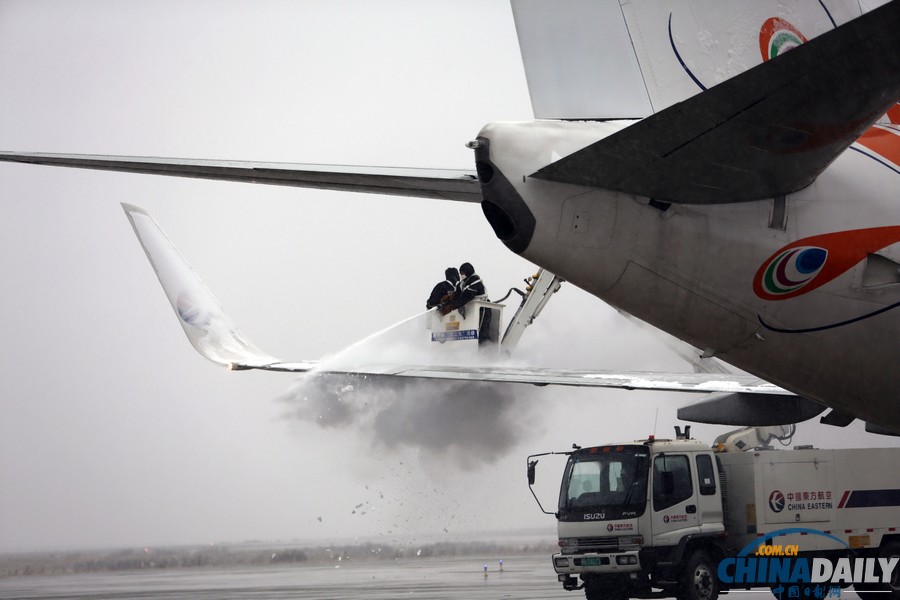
(559, 446), (650, 519)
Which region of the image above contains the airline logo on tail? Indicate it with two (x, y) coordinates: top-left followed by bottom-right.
(756, 15), (900, 169)
(759, 17), (807, 60)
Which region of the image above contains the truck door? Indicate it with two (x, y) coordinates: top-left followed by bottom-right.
(651, 454), (700, 547)
(695, 453), (724, 533)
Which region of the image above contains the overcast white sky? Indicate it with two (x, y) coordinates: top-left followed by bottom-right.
(0, 0), (893, 553)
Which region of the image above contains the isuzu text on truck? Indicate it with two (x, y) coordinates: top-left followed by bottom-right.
(528, 426), (900, 600)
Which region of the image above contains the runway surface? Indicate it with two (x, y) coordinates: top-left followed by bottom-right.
(0, 553), (870, 599)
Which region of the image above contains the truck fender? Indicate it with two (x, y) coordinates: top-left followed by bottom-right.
(667, 533), (725, 568)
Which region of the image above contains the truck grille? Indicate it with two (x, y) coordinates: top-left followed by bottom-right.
(575, 536), (618, 551)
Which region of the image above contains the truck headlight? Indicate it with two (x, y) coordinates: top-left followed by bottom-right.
(616, 555), (639, 565)
(554, 557), (569, 568)
(618, 536), (643, 549)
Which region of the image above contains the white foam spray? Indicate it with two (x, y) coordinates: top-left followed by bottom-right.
(279, 308), (542, 469)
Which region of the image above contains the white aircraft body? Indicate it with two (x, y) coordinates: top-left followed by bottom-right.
(1, 1), (899, 431)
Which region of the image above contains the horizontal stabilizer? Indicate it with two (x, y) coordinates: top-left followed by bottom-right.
(533, 0), (900, 204)
(0, 153), (482, 202)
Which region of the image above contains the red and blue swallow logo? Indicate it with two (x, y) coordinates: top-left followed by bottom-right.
(759, 17), (807, 61)
(755, 227), (900, 301)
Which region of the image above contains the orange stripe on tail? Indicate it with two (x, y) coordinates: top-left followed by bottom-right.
(887, 103), (900, 125)
(857, 125), (900, 167)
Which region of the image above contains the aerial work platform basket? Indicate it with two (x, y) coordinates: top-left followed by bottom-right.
(426, 269), (563, 355)
(428, 299), (503, 350)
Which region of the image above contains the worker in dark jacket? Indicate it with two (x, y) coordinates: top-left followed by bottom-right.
(455, 262), (486, 308)
(426, 267), (459, 310)
(455, 262), (493, 345)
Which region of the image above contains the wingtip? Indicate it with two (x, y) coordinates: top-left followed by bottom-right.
(121, 202), (284, 370)
(120, 202), (147, 216)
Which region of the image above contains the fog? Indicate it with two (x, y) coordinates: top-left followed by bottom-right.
(0, 0), (895, 553)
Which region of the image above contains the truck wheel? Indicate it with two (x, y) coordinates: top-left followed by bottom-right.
(679, 550), (719, 600)
(883, 542), (900, 598)
(856, 541), (900, 599)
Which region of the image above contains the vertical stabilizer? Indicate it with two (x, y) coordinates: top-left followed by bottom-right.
(511, 0), (862, 119)
(622, 0), (862, 113)
(511, 0), (652, 119)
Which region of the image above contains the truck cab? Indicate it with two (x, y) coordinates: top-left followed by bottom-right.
(532, 428), (900, 600)
(538, 431), (726, 600)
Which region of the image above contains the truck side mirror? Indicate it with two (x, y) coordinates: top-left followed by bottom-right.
(526, 451), (566, 516)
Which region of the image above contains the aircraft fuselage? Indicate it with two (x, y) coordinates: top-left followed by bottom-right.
(478, 119), (900, 431)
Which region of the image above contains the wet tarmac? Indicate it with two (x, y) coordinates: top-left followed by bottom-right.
(0, 554), (870, 600)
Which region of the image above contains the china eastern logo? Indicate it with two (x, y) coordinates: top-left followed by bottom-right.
(759, 17), (807, 61)
(754, 227), (900, 301)
(769, 490), (786, 513)
(758, 246), (827, 298)
(717, 528), (899, 599)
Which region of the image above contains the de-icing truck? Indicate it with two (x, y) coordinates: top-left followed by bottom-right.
(528, 426), (900, 600)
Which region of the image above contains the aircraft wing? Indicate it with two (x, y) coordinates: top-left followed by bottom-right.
(125, 202), (827, 426)
(123, 203), (790, 391)
(0, 152), (482, 202)
(296, 364), (788, 394)
(533, 0), (900, 204)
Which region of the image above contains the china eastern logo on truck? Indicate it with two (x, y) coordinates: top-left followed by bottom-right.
(663, 514), (689, 524)
(769, 489), (834, 513)
(717, 528), (899, 599)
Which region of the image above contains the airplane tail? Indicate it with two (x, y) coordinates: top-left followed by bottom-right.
(121, 203), (291, 370)
(511, 0), (863, 119)
(532, 0), (900, 203)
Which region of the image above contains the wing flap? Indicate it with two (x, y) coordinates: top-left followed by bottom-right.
(533, 0), (900, 204)
(0, 153), (482, 202)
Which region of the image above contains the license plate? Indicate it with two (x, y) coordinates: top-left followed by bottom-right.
(581, 557), (606, 566)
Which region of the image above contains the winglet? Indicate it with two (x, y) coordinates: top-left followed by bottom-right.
(122, 203), (294, 370)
